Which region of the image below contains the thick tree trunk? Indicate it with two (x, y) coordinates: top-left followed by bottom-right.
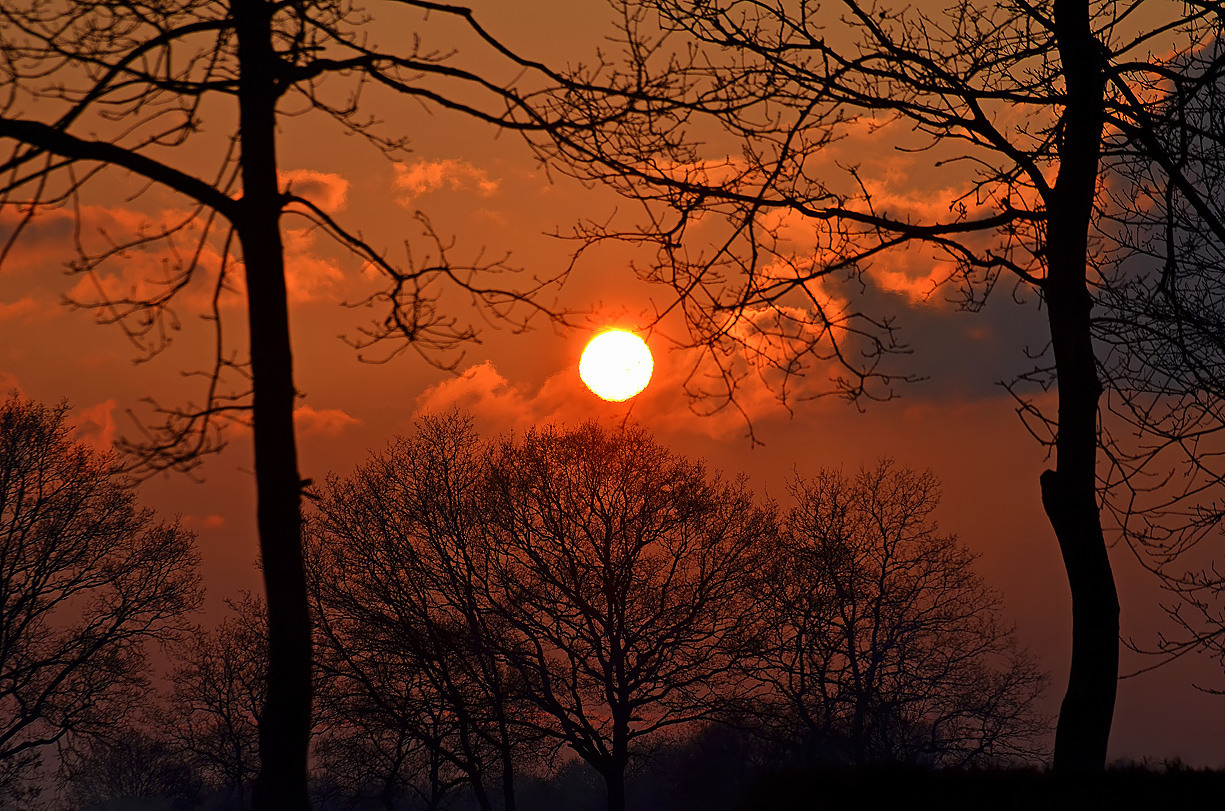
(235, 1), (313, 808)
(1044, 0), (1119, 774)
(602, 760), (627, 811)
(602, 707), (629, 811)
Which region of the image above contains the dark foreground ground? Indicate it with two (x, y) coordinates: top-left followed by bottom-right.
(51, 761), (1225, 810)
(732, 764), (1225, 811)
(513, 746), (1225, 811)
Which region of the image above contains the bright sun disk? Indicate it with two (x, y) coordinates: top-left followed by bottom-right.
(579, 330), (653, 401)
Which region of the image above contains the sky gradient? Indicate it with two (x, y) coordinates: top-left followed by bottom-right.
(1, 0), (1221, 768)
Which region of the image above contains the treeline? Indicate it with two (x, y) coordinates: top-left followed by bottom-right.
(1, 397), (1047, 810)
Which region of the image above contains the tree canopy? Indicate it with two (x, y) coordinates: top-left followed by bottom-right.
(0, 396), (200, 800)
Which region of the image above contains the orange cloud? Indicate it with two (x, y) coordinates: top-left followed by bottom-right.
(4, 174), (371, 332)
(45, 201), (349, 311)
(0, 207), (77, 274)
(413, 343), (806, 445)
(394, 159), (500, 205)
(759, 184), (999, 305)
(72, 399), (117, 452)
(0, 297), (39, 322)
(60, 204), (240, 320)
(741, 114), (1049, 304)
(413, 361), (574, 432)
(4, 192), (354, 321)
(294, 405), (360, 436)
(282, 227), (345, 303)
(281, 169), (349, 214)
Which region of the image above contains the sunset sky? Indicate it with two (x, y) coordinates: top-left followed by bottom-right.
(1, 0), (1222, 767)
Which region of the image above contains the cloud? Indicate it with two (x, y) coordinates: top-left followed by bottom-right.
(758, 183), (997, 305)
(72, 399), (117, 451)
(0, 297), (39, 322)
(281, 169), (349, 214)
(294, 405), (360, 436)
(394, 159), (500, 206)
(734, 115), (1044, 305)
(0, 207), (76, 274)
(59, 204), (240, 318)
(414, 361), (574, 432)
(3, 192), (354, 319)
(42, 201), (347, 310)
(861, 244), (964, 302)
(282, 227), (345, 303)
(743, 248), (853, 319)
(412, 344), (806, 445)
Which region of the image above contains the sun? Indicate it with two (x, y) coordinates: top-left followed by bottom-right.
(579, 330), (654, 402)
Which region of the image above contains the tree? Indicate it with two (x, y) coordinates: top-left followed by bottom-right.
(1092, 33), (1225, 690)
(312, 705), (465, 811)
(161, 592), (267, 808)
(531, 0), (1225, 771)
(753, 461), (1048, 767)
(59, 727), (205, 811)
(0, 395), (201, 799)
(309, 412), (548, 811)
(479, 421), (771, 811)
(0, 3), (621, 805)
(312, 416), (773, 811)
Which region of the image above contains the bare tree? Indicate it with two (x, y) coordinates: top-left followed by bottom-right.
(312, 416), (772, 811)
(312, 701), (465, 811)
(0, 2), (633, 804)
(309, 412), (547, 811)
(1093, 33), (1225, 690)
(161, 592), (267, 808)
(479, 421), (772, 811)
(0, 395), (201, 800)
(752, 461), (1048, 767)
(529, 0), (1225, 771)
(59, 727), (204, 811)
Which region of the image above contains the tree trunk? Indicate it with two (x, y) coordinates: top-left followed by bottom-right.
(1044, 0), (1119, 774)
(602, 760), (627, 811)
(235, 1), (313, 807)
(499, 712), (517, 811)
(603, 704), (630, 811)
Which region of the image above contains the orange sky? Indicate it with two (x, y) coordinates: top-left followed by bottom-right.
(1, 0), (1222, 768)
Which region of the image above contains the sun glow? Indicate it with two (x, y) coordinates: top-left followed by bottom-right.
(579, 330), (654, 402)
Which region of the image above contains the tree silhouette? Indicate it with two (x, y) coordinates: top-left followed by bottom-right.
(161, 592), (267, 808)
(309, 413), (549, 811)
(478, 421), (770, 811)
(311, 702), (465, 811)
(59, 727), (204, 811)
(0, 3), (629, 804)
(751, 461), (1048, 767)
(312, 416), (772, 811)
(0, 396), (201, 800)
(532, 0), (1225, 771)
(1092, 34), (1225, 690)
